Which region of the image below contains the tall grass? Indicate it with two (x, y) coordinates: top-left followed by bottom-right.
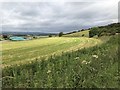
(2, 35), (118, 88)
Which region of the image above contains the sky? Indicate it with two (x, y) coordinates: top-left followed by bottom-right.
(0, 0), (119, 33)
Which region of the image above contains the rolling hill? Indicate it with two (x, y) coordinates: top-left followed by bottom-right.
(63, 30), (89, 37)
(2, 23), (119, 88)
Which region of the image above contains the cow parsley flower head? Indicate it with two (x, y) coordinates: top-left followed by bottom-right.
(47, 70), (51, 74)
(82, 60), (88, 64)
(92, 55), (98, 58)
(74, 57), (79, 60)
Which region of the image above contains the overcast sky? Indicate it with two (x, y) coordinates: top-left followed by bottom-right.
(0, 0), (119, 33)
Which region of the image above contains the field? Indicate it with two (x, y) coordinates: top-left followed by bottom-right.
(1, 26), (119, 88)
(2, 37), (101, 67)
(63, 30), (89, 37)
(2, 35), (118, 88)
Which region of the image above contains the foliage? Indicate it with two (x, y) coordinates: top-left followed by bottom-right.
(2, 35), (118, 88)
(2, 35), (8, 40)
(89, 23), (120, 37)
(48, 34), (52, 37)
(58, 32), (63, 37)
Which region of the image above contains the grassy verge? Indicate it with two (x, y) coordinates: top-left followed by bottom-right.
(2, 35), (118, 88)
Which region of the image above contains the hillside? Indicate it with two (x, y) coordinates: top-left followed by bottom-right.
(63, 30), (89, 37)
(2, 37), (101, 67)
(2, 23), (119, 88)
(63, 23), (119, 38)
(3, 35), (118, 88)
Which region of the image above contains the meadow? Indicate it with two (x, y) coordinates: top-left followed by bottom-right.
(63, 30), (89, 37)
(2, 23), (119, 88)
(2, 35), (118, 88)
(2, 37), (101, 67)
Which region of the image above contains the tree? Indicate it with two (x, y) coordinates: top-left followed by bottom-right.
(82, 34), (84, 37)
(89, 31), (94, 38)
(49, 34), (52, 37)
(89, 27), (99, 37)
(3, 35), (8, 40)
(59, 32), (63, 37)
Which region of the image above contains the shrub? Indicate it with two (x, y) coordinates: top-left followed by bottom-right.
(82, 34), (84, 37)
(49, 34), (52, 37)
(59, 32), (63, 37)
(3, 35), (8, 39)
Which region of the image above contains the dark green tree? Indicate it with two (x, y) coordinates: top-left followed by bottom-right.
(49, 34), (52, 37)
(3, 35), (8, 40)
(59, 32), (63, 37)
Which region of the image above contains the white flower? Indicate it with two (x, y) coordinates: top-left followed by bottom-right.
(74, 57), (79, 60)
(92, 55), (98, 58)
(47, 70), (51, 74)
(88, 61), (91, 64)
(81, 60), (88, 64)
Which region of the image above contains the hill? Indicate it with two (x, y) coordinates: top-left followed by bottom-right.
(63, 23), (119, 38)
(2, 23), (119, 88)
(3, 35), (118, 88)
(63, 30), (89, 37)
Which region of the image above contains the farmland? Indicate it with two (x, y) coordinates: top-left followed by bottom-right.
(1, 23), (119, 88)
(63, 30), (89, 37)
(2, 37), (101, 67)
(2, 35), (118, 88)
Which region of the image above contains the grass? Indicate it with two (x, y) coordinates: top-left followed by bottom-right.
(2, 35), (118, 88)
(2, 37), (101, 67)
(63, 30), (89, 37)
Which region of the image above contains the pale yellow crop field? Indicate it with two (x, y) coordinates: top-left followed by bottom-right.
(2, 37), (101, 67)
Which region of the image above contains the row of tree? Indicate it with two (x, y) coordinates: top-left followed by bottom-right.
(49, 32), (63, 37)
(89, 23), (120, 38)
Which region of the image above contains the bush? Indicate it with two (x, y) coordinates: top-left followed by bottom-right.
(49, 34), (52, 37)
(33, 36), (37, 39)
(89, 23), (120, 37)
(110, 31), (116, 35)
(3, 35), (8, 39)
(59, 32), (63, 37)
(82, 34), (84, 37)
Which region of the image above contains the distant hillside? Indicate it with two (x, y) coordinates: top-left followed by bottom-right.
(89, 23), (120, 37)
(63, 30), (89, 37)
(1, 31), (57, 36)
(63, 23), (119, 37)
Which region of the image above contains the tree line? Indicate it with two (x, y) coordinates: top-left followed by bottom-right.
(89, 23), (120, 37)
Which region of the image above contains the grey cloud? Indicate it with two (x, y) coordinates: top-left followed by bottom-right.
(1, 1), (118, 33)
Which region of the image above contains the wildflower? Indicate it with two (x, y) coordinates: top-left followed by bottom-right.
(81, 60), (88, 64)
(29, 61), (32, 64)
(92, 55), (98, 58)
(88, 61), (91, 64)
(47, 70), (51, 74)
(74, 57), (79, 60)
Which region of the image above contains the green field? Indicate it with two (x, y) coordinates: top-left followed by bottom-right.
(2, 37), (101, 67)
(2, 35), (118, 88)
(63, 30), (89, 37)
(2, 23), (119, 88)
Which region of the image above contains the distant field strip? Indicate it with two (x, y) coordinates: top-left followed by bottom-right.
(63, 30), (89, 37)
(2, 37), (101, 67)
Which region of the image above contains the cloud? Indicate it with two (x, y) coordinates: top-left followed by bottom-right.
(1, 1), (118, 32)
